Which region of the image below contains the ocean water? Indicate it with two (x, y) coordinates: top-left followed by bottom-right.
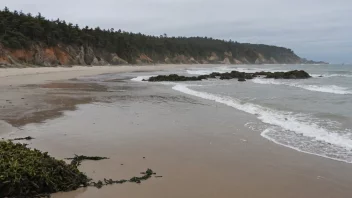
(133, 64), (352, 163)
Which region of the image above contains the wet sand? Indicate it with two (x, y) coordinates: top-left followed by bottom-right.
(1, 66), (352, 198)
(0, 65), (212, 128)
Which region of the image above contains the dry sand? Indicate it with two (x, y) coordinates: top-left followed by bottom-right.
(1, 65), (352, 198)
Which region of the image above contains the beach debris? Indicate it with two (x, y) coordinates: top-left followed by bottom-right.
(155, 176), (163, 178)
(66, 155), (109, 166)
(92, 169), (156, 188)
(0, 141), (90, 198)
(0, 141), (158, 197)
(11, 136), (35, 141)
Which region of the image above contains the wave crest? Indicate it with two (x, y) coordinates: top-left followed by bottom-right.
(252, 78), (352, 95)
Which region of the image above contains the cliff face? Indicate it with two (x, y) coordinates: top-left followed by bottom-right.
(0, 43), (304, 67)
(0, 43), (127, 67)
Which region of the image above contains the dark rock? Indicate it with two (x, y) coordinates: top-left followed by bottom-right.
(238, 78), (246, 82)
(265, 70), (311, 79)
(148, 70), (311, 82)
(148, 74), (200, 82)
(245, 74), (253, 79)
(208, 72), (221, 78)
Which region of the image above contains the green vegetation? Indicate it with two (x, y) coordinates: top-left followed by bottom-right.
(0, 7), (300, 64)
(0, 141), (90, 197)
(11, 136), (35, 141)
(0, 141), (156, 197)
(92, 169), (156, 189)
(66, 155), (109, 166)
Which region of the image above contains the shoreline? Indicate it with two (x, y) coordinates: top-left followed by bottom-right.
(1, 65), (352, 198)
(0, 64), (222, 128)
(0, 65), (221, 86)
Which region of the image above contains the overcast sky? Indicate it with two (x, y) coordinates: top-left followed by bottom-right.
(2, 0), (351, 63)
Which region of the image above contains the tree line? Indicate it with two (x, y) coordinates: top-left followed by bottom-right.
(0, 7), (298, 63)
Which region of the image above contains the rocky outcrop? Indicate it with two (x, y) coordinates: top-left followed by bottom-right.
(136, 54), (153, 64)
(233, 58), (243, 64)
(263, 70), (311, 79)
(110, 53), (128, 65)
(300, 58), (329, 64)
(189, 57), (200, 64)
(208, 52), (220, 63)
(222, 57), (231, 64)
(147, 70), (311, 82)
(0, 43), (132, 67)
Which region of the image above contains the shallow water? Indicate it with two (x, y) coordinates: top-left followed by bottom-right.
(132, 64), (352, 163)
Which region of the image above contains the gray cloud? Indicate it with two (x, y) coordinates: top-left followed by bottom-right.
(1, 0), (352, 63)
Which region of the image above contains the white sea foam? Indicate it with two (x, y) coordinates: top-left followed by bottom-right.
(260, 127), (352, 163)
(235, 67), (287, 73)
(130, 76), (154, 82)
(252, 78), (352, 95)
(172, 84), (352, 151)
(311, 74), (352, 78)
(186, 67), (235, 75)
(186, 67), (288, 75)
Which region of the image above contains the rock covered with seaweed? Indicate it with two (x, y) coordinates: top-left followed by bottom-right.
(146, 70), (311, 82)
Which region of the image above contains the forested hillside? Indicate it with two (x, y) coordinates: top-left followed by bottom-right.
(0, 7), (305, 67)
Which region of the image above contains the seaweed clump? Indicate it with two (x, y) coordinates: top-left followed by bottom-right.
(92, 169), (156, 188)
(0, 142), (158, 197)
(0, 141), (90, 198)
(11, 136), (35, 141)
(66, 155), (109, 166)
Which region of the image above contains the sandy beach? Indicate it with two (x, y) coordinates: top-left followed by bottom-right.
(1, 65), (352, 198)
